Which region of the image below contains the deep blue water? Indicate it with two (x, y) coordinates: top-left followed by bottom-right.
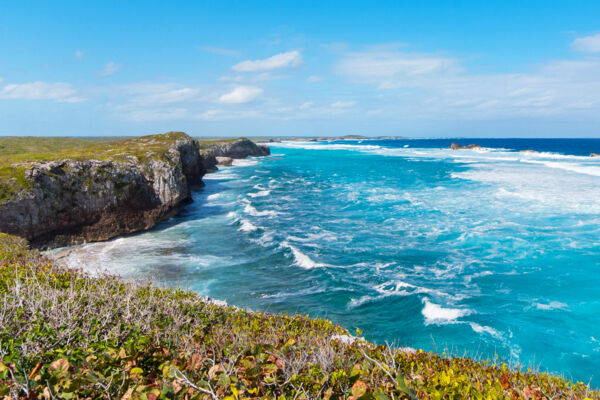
(57, 138), (600, 386)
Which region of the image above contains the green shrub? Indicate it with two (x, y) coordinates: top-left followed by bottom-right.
(0, 243), (596, 399)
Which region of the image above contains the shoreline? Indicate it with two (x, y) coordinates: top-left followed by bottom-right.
(1, 137), (599, 397)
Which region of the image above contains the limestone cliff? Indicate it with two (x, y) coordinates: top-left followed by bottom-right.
(0, 133), (269, 248)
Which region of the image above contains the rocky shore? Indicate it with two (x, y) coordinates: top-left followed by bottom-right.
(0, 132), (269, 249)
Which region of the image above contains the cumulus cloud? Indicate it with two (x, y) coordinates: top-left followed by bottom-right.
(232, 51), (302, 72)
(571, 33), (600, 53)
(0, 81), (84, 103)
(97, 61), (121, 77)
(74, 50), (84, 59)
(219, 86), (263, 104)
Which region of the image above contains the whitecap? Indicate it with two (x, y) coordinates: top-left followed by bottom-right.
(526, 160), (600, 177)
(238, 218), (258, 232)
(533, 301), (568, 311)
(281, 241), (326, 269)
(232, 158), (259, 167)
(243, 203), (280, 218)
(422, 298), (471, 325)
(347, 280), (461, 309)
(469, 322), (502, 338)
(248, 190), (271, 198)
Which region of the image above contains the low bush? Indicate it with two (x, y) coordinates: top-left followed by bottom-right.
(0, 236), (596, 399)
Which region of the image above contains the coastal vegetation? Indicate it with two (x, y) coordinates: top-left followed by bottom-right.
(0, 234), (596, 399)
(0, 133), (193, 202)
(0, 133), (261, 203)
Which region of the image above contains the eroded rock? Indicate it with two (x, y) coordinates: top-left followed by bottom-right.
(450, 142), (482, 150)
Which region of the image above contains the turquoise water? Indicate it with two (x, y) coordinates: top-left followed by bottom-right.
(60, 140), (600, 385)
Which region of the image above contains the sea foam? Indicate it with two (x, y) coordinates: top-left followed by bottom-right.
(422, 298), (471, 325)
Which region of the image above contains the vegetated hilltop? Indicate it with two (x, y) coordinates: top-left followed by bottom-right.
(0, 233), (596, 400)
(0, 132), (269, 248)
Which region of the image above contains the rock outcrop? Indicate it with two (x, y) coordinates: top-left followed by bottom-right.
(0, 133), (269, 248)
(216, 156), (234, 166)
(450, 142), (482, 150)
(591, 153), (599, 157)
(520, 150), (538, 153)
(201, 138), (270, 172)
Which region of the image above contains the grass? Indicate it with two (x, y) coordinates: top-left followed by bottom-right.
(0, 133), (259, 203)
(0, 132), (205, 203)
(0, 234), (597, 399)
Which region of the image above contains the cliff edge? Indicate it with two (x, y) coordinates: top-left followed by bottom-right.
(0, 132), (269, 248)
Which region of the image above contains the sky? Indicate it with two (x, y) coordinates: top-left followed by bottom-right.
(1, 1), (600, 137)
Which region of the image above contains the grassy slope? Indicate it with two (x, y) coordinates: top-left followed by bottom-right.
(0, 234), (596, 399)
(0, 132), (232, 203)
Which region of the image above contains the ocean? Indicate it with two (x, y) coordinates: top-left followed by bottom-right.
(55, 138), (600, 385)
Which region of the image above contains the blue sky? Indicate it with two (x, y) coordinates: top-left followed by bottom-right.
(1, 1), (600, 137)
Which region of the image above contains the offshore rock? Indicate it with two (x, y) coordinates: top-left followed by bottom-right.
(201, 138), (270, 172)
(450, 142), (482, 150)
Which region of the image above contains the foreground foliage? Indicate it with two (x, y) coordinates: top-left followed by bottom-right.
(0, 236), (597, 399)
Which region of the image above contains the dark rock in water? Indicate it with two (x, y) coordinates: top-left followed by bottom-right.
(520, 150), (538, 153)
(450, 142), (482, 150)
(201, 138), (270, 172)
(591, 153), (600, 157)
(216, 156), (234, 166)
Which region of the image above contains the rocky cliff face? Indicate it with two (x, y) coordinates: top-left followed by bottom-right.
(0, 134), (269, 249)
(201, 138), (270, 172)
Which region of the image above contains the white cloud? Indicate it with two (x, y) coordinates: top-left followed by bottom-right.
(198, 46), (240, 56)
(219, 86), (263, 104)
(0, 81), (84, 102)
(331, 100), (356, 108)
(232, 51), (302, 72)
(97, 62), (122, 77)
(571, 33), (600, 53)
(74, 50), (84, 60)
(299, 101), (314, 109)
(307, 75), (322, 82)
(335, 48), (600, 119)
(197, 109), (222, 120)
(121, 83), (203, 106)
(336, 51), (459, 89)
